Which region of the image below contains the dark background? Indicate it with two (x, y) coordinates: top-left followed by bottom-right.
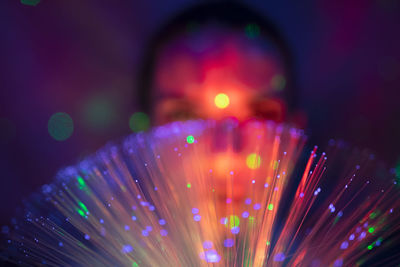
(0, 0), (399, 226)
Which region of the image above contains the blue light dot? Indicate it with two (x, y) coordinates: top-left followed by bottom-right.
(224, 238), (235, 247)
(145, 226), (153, 232)
(160, 229), (168, 236)
(245, 198), (252, 205)
(333, 258), (343, 267)
(124, 225), (130, 231)
(84, 234), (90, 240)
(254, 203), (261, 210)
(242, 211), (249, 218)
(274, 252), (285, 262)
(142, 230), (149, 236)
(231, 226), (240, 234)
(203, 241), (213, 249)
(192, 208), (199, 214)
(131, 216), (137, 221)
(200, 250), (221, 263)
(159, 219), (166, 225)
(58, 242), (63, 247)
(264, 183), (269, 188)
(194, 215), (201, 222)
(122, 244), (133, 254)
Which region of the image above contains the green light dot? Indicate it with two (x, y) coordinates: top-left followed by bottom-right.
(246, 153), (261, 169)
(272, 160), (279, 170)
(266, 241), (270, 246)
(186, 135), (195, 144)
(48, 112), (74, 141)
(268, 204), (274, 211)
(21, 0), (41, 6)
(77, 176), (86, 190)
(368, 227), (375, 234)
(370, 212), (377, 219)
(271, 75), (286, 91)
(245, 23), (260, 39)
(77, 209), (85, 217)
(187, 183), (191, 188)
(367, 245), (373, 250)
(395, 159), (400, 182)
(82, 95), (117, 132)
(132, 262), (139, 267)
(78, 202), (88, 213)
(224, 215), (240, 229)
(248, 216), (255, 225)
(129, 112), (150, 132)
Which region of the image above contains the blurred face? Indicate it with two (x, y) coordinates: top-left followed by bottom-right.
(152, 25), (288, 125)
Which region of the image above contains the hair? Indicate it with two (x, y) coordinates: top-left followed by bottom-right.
(137, 1), (297, 117)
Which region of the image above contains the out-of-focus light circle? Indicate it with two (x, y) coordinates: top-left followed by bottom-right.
(224, 215), (240, 229)
(395, 159), (400, 180)
(83, 95), (117, 132)
(246, 153), (261, 169)
(21, 0), (41, 6)
(271, 75), (286, 91)
(186, 135), (195, 144)
(214, 93), (230, 109)
(245, 23), (260, 39)
(129, 112), (150, 132)
(199, 250), (221, 263)
(48, 112), (74, 141)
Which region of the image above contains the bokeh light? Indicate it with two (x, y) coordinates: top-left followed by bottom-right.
(245, 23), (260, 39)
(186, 135), (195, 144)
(224, 215), (240, 229)
(47, 112), (74, 141)
(83, 95), (117, 132)
(395, 159), (400, 182)
(129, 112), (150, 132)
(214, 93), (230, 109)
(270, 75), (286, 91)
(21, 0), (41, 6)
(246, 153), (261, 169)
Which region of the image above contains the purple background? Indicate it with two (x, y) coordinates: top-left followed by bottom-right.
(0, 0), (399, 224)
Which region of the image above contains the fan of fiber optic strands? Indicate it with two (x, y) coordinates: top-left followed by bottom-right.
(1, 119), (400, 267)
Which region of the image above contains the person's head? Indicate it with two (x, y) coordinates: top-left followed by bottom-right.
(138, 2), (301, 126)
